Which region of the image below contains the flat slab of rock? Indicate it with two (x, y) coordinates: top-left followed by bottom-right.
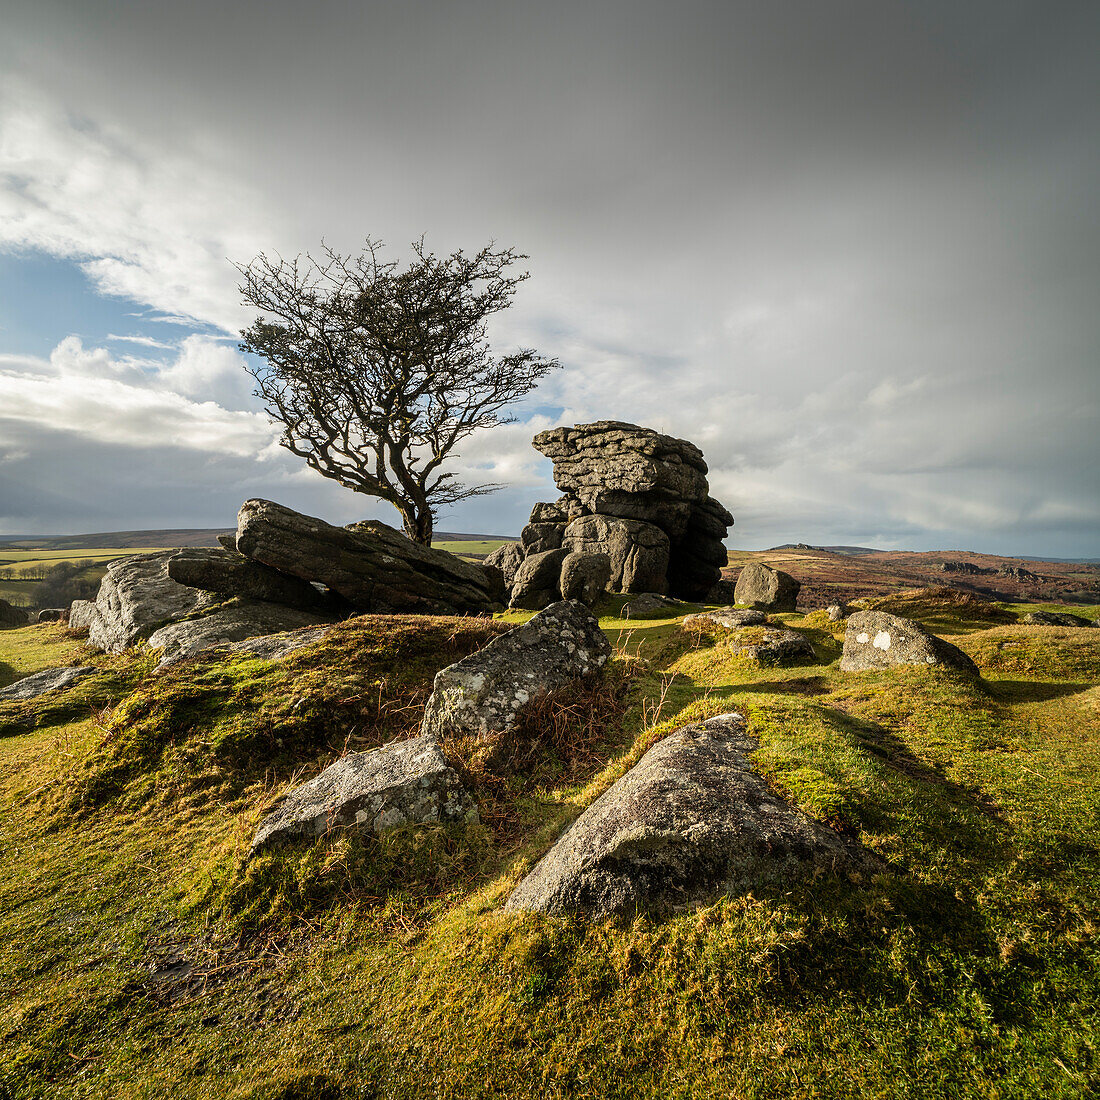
(249, 731), (477, 854)
(0, 665), (96, 701)
(168, 548), (326, 611)
(682, 607), (767, 629)
(505, 713), (882, 919)
(237, 499), (497, 614)
(841, 611), (979, 675)
(147, 602), (331, 669)
(87, 552), (219, 654)
(421, 600), (612, 743)
(1021, 611), (1095, 627)
(734, 562), (800, 612)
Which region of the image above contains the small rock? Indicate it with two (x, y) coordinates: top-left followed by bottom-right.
(505, 712), (883, 919)
(559, 552), (612, 606)
(622, 593), (687, 619)
(0, 666), (96, 701)
(36, 608), (68, 623)
(840, 611), (978, 675)
(509, 548), (569, 611)
(217, 533), (238, 551)
(421, 600), (612, 743)
(733, 562), (800, 612)
(1021, 611), (1094, 627)
(0, 599), (29, 629)
(249, 731), (477, 855)
(682, 607), (767, 629)
(826, 604), (848, 622)
(147, 602), (331, 669)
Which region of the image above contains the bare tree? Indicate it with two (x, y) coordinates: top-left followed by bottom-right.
(238, 239), (559, 544)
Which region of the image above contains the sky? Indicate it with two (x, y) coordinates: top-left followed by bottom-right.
(0, 0), (1096, 555)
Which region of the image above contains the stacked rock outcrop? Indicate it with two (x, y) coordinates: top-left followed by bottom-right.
(501, 421), (733, 608)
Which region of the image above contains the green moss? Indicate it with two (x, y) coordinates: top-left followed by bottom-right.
(0, 603), (1099, 1097)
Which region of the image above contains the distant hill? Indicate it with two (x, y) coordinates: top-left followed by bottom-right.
(0, 528), (515, 551)
(767, 543), (882, 556)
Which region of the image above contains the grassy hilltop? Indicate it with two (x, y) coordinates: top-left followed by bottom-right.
(0, 591), (1098, 1098)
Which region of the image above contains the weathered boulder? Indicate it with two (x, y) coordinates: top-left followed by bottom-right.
(559, 552), (612, 607)
(236, 500), (497, 615)
(733, 562), (800, 612)
(509, 548), (569, 611)
(528, 422), (733, 600)
(826, 604), (849, 622)
(167, 548), (327, 611)
(682, 607), (767, 629)
(147, 602), (332, 669)
(505, 712), (882, 919)
(1021, 611), (1094, 627)
(484, 543), (525, 590)
(623, 593), (688, 619)
(520, 522), (564, 556)
(0, 599), (29, 629)
(249, 731), (477, 855)
(562, 514), (670, 595)
(840, 611), (979, 675)
(36, 608), (68, 623)
(67, 600), (99, 632)
(87, 552), (219, 654)
(421, 600), (612, 744)
(0, 665), (96, 701)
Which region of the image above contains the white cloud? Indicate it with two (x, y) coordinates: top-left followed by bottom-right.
(0, 336), (274, 454)
(0, 78), (273, 332)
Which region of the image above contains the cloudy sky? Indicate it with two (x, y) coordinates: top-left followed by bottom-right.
(0, 1), (1096, 555)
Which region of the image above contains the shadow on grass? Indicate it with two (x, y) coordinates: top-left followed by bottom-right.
(983, 679), (1093, 703)
(724, 677), (831, 697)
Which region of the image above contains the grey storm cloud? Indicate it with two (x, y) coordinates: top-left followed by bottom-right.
(0, 0), (1096, 553)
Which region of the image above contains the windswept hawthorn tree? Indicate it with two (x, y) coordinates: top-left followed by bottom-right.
(238, 239), (558, 544)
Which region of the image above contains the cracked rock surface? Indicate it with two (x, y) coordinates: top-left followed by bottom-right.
(505, 712), (883, 919)
(421, 600), (612, 743)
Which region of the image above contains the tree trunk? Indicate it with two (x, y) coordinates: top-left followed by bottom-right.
(400, 506), (434, 545)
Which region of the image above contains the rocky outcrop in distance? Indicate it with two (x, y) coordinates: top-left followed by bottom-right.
(505, 422), (733, 610)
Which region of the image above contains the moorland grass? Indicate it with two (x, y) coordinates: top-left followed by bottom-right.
(0, 597), (1097, 1097)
